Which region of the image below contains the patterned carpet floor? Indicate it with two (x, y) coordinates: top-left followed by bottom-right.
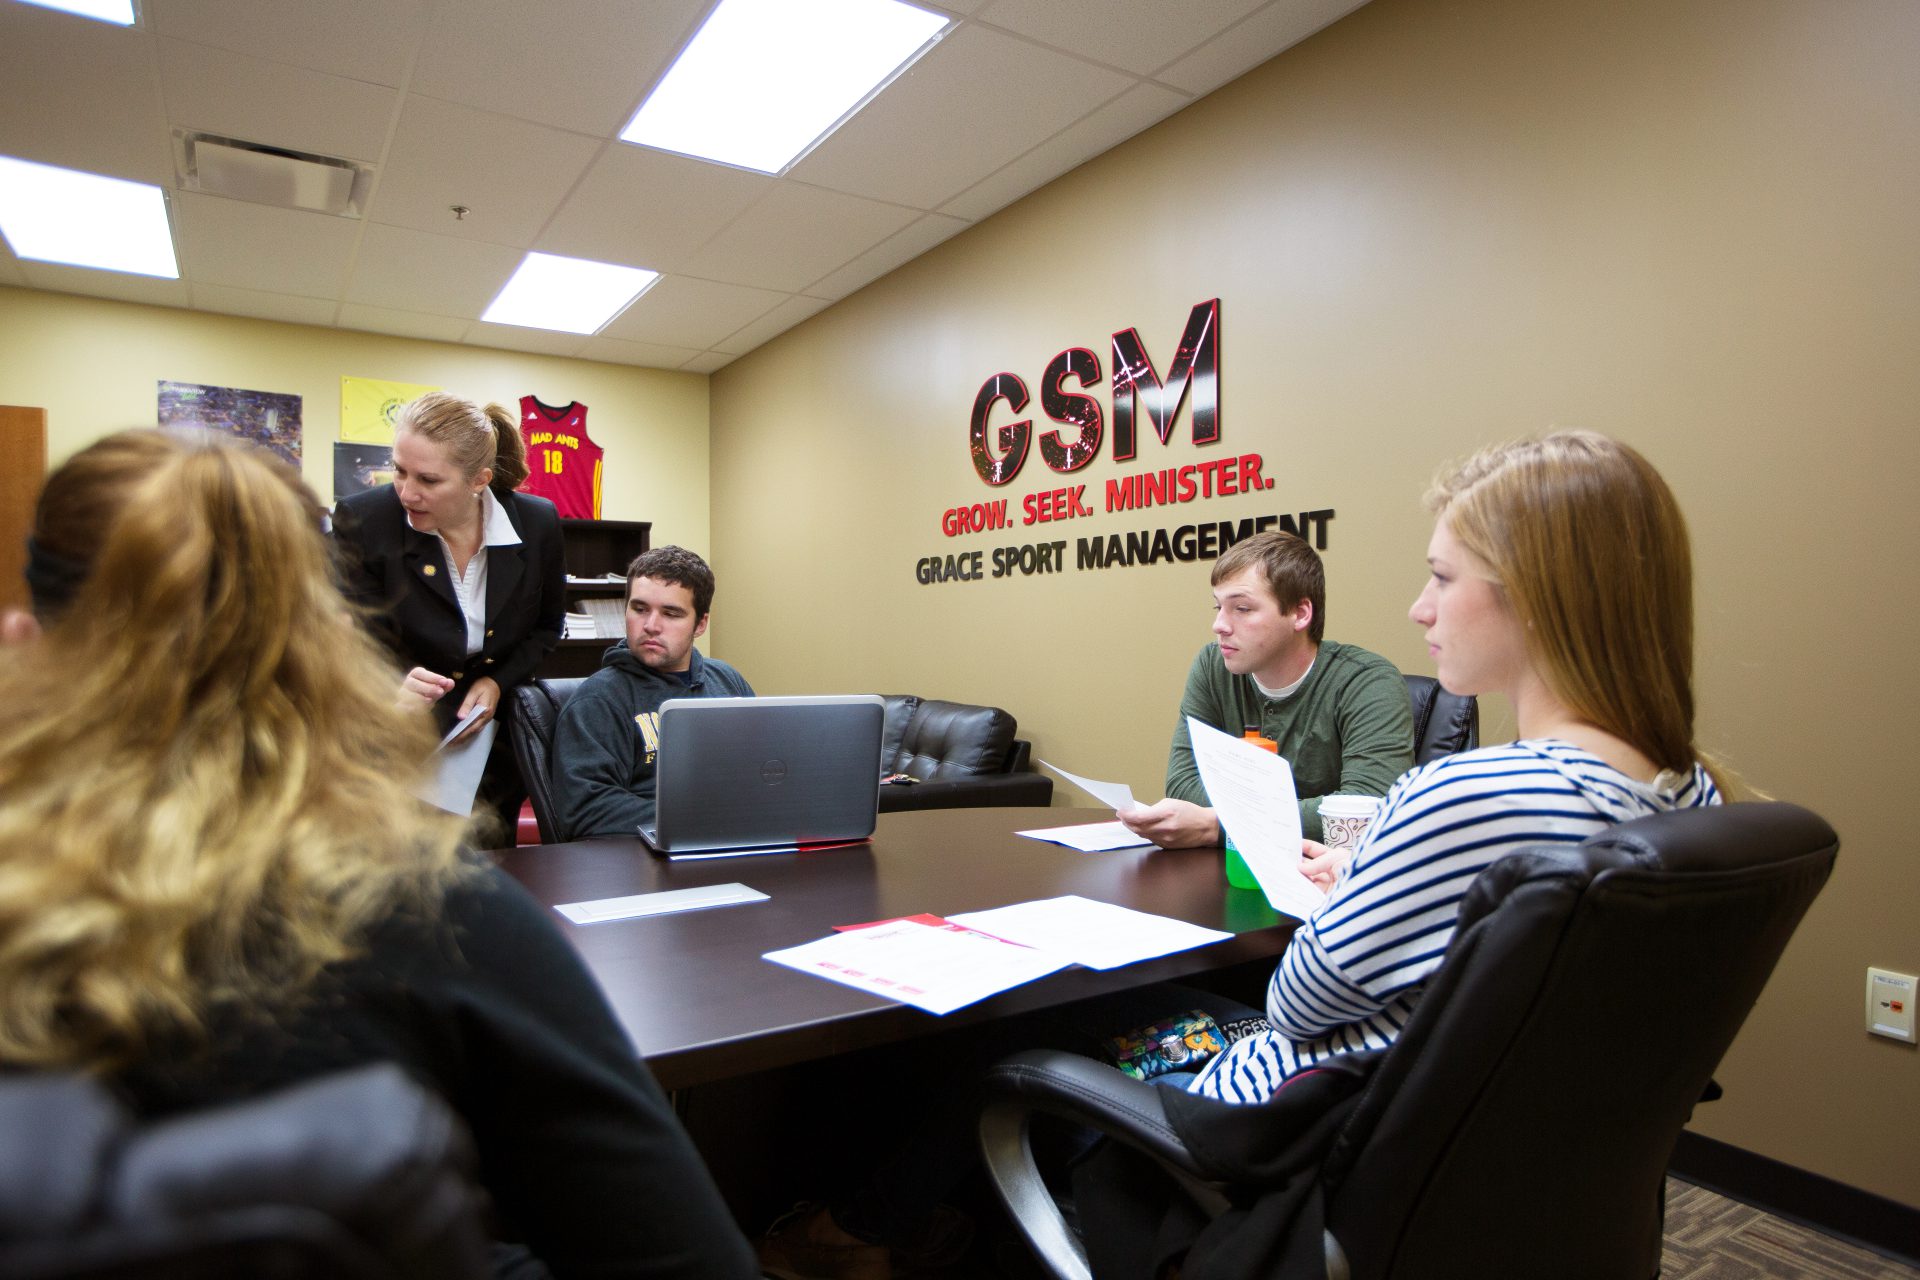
(1661, 1179), (1918, 1279)
(963, 1177), (1919, 1277)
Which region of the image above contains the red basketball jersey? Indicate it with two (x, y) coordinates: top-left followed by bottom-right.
(518, 397), (603, 519)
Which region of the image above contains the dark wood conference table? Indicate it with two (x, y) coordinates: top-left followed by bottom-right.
(497, 806), (1299, 1092)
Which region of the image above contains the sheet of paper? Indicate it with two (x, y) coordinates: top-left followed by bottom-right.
(1185, 717), (1326, 920)
(555, 883), (768, 925)
(1037, 760), (1140, 812)
(949, 895), (1231, 971)
(415, 719), (496, 816)
(764, 918), (1071, 1015)
(436, 704), (488, 748)
(1017, 821), (1154, 852)
(833, 912), (953, 932)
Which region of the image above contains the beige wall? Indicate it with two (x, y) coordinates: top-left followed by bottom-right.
(711, 0), (1920, 1205)
(0, 286), (711, 536)
(0, 286), (723, 640)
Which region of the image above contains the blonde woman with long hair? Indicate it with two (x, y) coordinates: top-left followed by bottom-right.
(331, 391), (567, 834)
(0, 431), (756, 1279)
(1190, 430), (1725, 1105)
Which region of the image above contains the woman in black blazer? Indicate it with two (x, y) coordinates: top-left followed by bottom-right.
(332, 392), (565, 833)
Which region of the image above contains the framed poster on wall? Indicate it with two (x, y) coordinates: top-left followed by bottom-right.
(157, 380), (302, 466)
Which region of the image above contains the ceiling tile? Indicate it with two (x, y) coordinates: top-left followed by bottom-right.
(803, 212), (970, 299)
(7, 0), (1365, 367)
(711, 294), (836, 355)
(791, 23), (1133, 210)
(937, 81), (1189, 221)
(576, 336), (705, 369)
(410, 0), (709, 137)
(1157, 0), (1367, 95)
(600, 275), (788, 349)
(679, 351), (735, 375)
(19, 262), (191, 308)
(539, 145), (773, 274)
(0, 7), (170, 182)
(159, 37), (397, 163)
(337, 302), (472, 343)
(370, 97), (602, 247)
(678, 184), (920, 294)
(344, 224), (521, 315)
(174, 191), (360, 296)
(975, 0), (1265, 77)
(190, 282), (339, 326)
(146, 0), (430, 87)
(461, 321), (592, 358)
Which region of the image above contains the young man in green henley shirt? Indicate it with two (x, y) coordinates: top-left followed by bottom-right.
(1119, 530), (1413, 848)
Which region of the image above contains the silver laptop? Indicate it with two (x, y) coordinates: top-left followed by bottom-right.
(639, 694), (885, 858)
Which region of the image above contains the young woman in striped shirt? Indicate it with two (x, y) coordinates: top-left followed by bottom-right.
(1193, 431), (1724, 1104)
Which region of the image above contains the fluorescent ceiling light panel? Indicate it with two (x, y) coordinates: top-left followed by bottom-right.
(16, 0), (136, 24)
(622, 0), (949, 174)
(0, 155), (177, 278)
(482, 252), (659, 334)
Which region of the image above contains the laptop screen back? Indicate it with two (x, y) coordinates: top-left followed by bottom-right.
(645, 694), (884, 854)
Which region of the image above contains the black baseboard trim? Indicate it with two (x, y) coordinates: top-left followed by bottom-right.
(1669, 1131), (1920, 1267)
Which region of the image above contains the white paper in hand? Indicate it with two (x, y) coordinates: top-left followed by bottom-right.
(437, 704), (488, 748)
(416, 719), (496, 816)
(1185, 718), (1325, 919)
(1037, 760), (1139, 812)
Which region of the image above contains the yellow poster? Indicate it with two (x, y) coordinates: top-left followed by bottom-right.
(340, 376), (440, 444)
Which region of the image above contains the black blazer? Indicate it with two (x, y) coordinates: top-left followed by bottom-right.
(332, 485), (566, 728)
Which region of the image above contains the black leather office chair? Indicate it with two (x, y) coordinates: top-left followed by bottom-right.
(978, 802), (1838, 1280)
(1403, 673), (1477, 764)
(510, 676), (586, 844)
(0, 1063), (492, 1280)
(878, 694), (1054, 812)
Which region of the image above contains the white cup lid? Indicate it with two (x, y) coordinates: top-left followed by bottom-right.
(1319, 794), (1382, 818)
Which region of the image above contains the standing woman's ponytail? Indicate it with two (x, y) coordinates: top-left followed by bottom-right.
(394, 393), (526, 498)
(486, 402), (528, 497)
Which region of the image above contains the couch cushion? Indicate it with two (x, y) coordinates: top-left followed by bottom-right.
(880, 694), (922, 773)
(884, 697), (1018, 781)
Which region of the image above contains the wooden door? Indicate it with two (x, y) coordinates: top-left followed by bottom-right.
(0, 406), (49, 613)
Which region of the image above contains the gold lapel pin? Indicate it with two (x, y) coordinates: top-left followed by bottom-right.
(423, 564), (438, 576)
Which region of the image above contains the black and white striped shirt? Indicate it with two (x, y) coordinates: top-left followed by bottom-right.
(1191, 740), (1720, 1104)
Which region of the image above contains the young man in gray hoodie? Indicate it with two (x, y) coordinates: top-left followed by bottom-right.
(549, 546), (753, 840)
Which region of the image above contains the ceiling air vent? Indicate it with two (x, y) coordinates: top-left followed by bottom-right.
(172, 130), (372, 218)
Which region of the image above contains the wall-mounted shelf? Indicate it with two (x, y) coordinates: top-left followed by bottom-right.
(544, 518), (650, 678)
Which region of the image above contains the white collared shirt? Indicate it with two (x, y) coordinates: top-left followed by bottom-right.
(436, 488), (522, 658)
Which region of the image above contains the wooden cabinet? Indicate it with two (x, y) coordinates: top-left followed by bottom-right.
(544, 518), (650, 678)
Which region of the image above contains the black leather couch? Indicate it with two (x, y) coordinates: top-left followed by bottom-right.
(878, 694), (1053, 812)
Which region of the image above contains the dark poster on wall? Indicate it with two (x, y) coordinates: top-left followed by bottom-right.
(333, 441), (395, 499)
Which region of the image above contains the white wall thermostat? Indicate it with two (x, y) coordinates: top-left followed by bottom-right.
(1866, 968), (1916, 1043)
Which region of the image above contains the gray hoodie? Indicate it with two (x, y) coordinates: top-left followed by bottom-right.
(548, 641), (754, 840)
